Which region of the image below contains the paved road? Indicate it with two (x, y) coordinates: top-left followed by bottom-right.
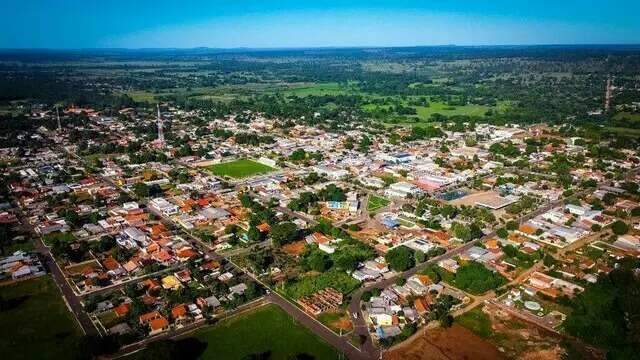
(34, 237), (98, 336)
(12, 188), (98, 337)
(265, 293), (370, 360)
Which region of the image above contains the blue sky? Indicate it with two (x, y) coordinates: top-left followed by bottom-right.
(1, 0), (639, 48)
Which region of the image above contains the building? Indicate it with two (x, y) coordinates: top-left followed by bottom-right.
(149, 197), (178, 216)
(385, 182), (421, 198)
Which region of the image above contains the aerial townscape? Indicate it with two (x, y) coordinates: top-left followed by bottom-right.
(1, 2), (640, 360)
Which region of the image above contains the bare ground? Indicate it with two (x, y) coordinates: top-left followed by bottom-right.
(384, 324), (506, 360)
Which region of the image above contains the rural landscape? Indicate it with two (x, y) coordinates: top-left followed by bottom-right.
(1, 1), (640, 360)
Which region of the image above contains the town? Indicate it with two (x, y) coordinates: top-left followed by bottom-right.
(2, 82), (640, 359)
(1, 6), (640, 358)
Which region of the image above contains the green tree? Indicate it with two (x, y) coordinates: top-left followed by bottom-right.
(133, 182), (149, 198)
(305, 251), (332, 272)
(611, 220), (629, 235)
(270, 222), (299, 246)
(385, 246), (415, 272)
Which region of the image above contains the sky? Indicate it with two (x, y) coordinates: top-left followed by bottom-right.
(1, 0), (639, 49)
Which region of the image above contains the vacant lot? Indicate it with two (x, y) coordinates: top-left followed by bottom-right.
(317, 310), (354, 334)
(0, 275), (82, 360)
(384, 324), (505, 360)
(191, 304), (340, 360)
(454, 305), (576, 360)
(206, 159), (275, 179)
(455, 307), (493, 338)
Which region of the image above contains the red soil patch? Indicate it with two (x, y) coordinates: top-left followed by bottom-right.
(384, 324), (506, 360)
(331, 317), (353, 332)
(281, 240), (306, 256)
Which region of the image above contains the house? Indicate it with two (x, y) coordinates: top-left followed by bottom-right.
(149, 197), (178, 216)
(405, 239), (436, 253)
(113, 302), (130, 317)
(199, 207), (230, 221)
(139, 310), (162, 326)
(171, 304), (188, 320)
(297, 288), (343, 316)
(197, 295), (221, 310)
(438, 258), (460, 273)
(306, 232), (331, 245)
(149, 317), (170, 335)
(359, 176), (385, 189)
(318, 242), (336, 254)
(614, 234), (640, 250)
(414, 297), (430, 315)
(229, 283), (248, 296)
(161, 275), (183, 290)
(313, 165), (349, 180)
(123, 227), (147, 244)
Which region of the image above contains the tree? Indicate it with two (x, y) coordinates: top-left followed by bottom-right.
(97, 235), (115, 252)
(611, 220), (629, 235)
(454, 261), (506, 294)
(133, 182), (149, 198)
(385, 246), (415, 272)
(317, 184), (346, 202)
(247, 226), (263, 242)
(238, 193), (254, 208)
(305, 251), (331, 272)
(270, 222), (299, 246)
(564, 268), (640, 357)
(497, 228), (509, 239)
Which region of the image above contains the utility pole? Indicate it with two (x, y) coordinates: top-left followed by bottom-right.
(56, 106), (61, 131)
(604, 76), (613, 112)
(157, 103), (165, 146)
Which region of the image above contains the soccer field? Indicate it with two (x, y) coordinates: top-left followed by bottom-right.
(206, 159), (275, 179)
(367, 195), (390, 212)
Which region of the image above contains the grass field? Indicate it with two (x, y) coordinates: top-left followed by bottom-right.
(415, 102), (491, 118)
(206, 159), (275, 179)
(282, 82), (354, 97)
(613, 111), (640, 121)
(191, 304), (340, 360)
(455, 307), (493, 339)
(42, 231), (76, 246)
(0, 276), (82, 360)
(367, 195), (390, 212)
(606, 126), (640, 137)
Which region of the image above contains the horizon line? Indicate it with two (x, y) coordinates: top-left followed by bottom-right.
(2, 43), (640, 52)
